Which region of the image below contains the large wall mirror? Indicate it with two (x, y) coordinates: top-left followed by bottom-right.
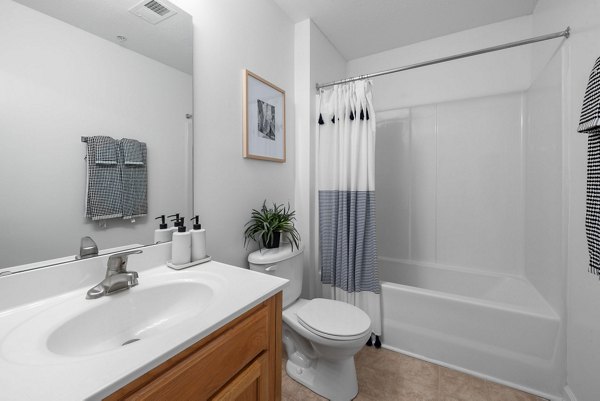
(0, 0), (193, 270)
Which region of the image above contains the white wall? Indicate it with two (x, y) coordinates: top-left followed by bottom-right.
(171, 0), (296, 268)
(347, 16), (532, 110)
(531, 1), (600, 400)
(294, 19), (346, 297)
(0, 0), (192, 268)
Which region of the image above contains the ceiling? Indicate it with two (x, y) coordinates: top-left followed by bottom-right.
(14, 0), (192, 74)
(274, 0), (538, 60)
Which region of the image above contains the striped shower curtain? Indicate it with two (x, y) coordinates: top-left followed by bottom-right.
(318, 80), (381, 336)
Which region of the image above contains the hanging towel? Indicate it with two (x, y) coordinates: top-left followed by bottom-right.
(578, 56), (600, 277)
(578, 56), (600, 134)
(122, 139), (145, 165)
(95, 136), (118, 165)
(84, 136), (123, 220)
(119, 138), (147, 219)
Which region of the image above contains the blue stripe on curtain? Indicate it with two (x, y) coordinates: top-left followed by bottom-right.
(319, 190), (381, 294)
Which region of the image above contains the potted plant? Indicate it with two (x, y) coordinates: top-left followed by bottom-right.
(244, 201), (301, 250)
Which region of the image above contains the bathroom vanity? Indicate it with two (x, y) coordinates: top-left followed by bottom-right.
(106, 293), (282, 400)
(0, 243), (287, 400)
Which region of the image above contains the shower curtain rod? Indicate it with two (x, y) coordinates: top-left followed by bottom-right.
(315, 27), (570, 90)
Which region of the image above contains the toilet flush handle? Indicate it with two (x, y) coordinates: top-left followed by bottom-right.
(264, 264), (278, 272)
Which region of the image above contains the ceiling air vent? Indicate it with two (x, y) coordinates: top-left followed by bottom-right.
(129, 0), (178, 25)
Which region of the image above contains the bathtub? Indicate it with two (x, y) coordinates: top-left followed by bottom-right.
(379, 257), (562, 399)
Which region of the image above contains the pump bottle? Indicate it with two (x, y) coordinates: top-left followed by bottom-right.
(171, 218), (191, 265)
(154, 215), (173, 243)
(167, 213), (182, 234)
(190, 216), (207, 261)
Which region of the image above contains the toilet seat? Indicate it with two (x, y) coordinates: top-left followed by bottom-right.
(296, 298), (371, 341)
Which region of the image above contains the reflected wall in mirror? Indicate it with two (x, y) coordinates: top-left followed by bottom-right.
(0, 0), (193, 270)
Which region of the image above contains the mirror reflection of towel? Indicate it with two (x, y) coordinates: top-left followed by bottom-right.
(84, 136), (123, 220)
(83, 136), (148, 221)
(119, 139), (147, 219)
(578, 56), (600, 277)
(122, 138), (145, 165)
(95, 136), (118, 165)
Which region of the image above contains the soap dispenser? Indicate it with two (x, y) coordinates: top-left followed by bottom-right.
(167, 213), (181, 234)
(154, 215), (173, 243)
(190, 215), (207, 261)
(171, 217), (191, 265)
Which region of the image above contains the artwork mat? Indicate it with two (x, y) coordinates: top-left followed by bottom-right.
(243, 69), (286, 162)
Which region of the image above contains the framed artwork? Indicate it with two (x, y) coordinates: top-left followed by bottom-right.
(243, 69), (286, 162)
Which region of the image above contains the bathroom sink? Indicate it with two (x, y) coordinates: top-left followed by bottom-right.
(47, 281), (213, 357)
(1, 272), (221, 365)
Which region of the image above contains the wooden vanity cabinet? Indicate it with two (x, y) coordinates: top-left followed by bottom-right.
(105, 292), (282, 401)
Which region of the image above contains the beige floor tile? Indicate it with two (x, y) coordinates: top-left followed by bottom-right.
(393, 351), (439, 388)
(355, 352), (438, 400)
(282, 346), (547, 401)
(396, 378), (439, 401)
(356, 363), (403, 400)
(354, 346), (379, 371)
(356, 347), (401, 400)
(439, 367), (488, 401)
(357, 346), (439, 388)
(487, 381), (545, 401)
(352, 393), (380, 401)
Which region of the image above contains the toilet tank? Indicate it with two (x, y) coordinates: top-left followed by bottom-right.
(248, 243), (304, 308)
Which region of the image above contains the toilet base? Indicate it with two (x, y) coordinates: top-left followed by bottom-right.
(286, 356), (358, 401)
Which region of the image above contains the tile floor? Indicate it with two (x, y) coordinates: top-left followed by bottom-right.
(281, 346), (546, 401)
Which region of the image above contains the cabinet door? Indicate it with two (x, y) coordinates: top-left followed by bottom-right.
(124, 306), (269, 400)
(106, 293), (282, 401)
(211, 353), (269, 401)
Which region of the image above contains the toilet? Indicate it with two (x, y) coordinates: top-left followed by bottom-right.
(248, 243), (371, 401)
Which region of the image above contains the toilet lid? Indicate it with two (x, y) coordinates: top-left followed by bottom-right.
(296, 298), (371, 340)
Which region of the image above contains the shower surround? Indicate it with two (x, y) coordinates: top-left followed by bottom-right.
(374, 90), (564, 399)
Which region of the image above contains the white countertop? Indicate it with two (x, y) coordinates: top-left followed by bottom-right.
(0, 244), (288, 400)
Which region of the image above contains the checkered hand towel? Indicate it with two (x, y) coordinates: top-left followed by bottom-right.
(578, 56), (600, 277)
(95, 136), (118, 164)
(119, 139), (148, 219)
(122, 138), (145, 165)
(84, 136), (123, 220)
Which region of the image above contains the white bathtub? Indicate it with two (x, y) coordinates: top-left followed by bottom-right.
(379, 257), (562, 399)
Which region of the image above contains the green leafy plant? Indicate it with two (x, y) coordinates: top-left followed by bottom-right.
(244, 201), (301, 250)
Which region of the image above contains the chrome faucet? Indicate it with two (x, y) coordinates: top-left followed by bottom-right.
(86, 250), (143, 299)
(76, 236), (98, 260)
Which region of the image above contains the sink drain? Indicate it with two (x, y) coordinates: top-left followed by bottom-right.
(122, 338), (140, 346)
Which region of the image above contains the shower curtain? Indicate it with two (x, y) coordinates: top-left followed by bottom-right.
(317, 80), (382, 337)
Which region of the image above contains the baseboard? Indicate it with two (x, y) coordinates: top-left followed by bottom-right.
(563, 385), (578, 401)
